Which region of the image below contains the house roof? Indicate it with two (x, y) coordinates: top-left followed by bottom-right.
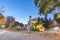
(31, 18), (38, 21)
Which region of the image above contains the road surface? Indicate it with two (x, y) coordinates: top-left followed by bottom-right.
(0, 30), (60, 40)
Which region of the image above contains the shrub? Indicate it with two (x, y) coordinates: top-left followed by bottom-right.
(31, 23), (45, 31)
(12, 25), (21, 31)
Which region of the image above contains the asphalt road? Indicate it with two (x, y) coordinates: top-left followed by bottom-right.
(0, 30), (60, 40)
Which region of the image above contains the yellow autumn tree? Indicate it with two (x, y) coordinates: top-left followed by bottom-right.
(0, 13), (5, 25)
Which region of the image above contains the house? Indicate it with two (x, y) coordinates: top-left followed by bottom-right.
(28, 18), (38, 26)
(27, 18), (38, 30)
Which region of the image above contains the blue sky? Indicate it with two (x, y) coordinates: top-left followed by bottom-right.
(0, 0), (55, 24)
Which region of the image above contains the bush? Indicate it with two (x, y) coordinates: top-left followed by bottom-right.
(0, 25), (6, 29)
(12, 25), (21, 31)
(31, 23), (45, 31)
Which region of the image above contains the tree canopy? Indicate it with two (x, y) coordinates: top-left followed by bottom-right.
(6, 16), (15, 26)
(34, 0), (60, 15)
(0, 13), (5, 25)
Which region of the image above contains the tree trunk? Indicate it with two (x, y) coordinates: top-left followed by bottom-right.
(45, 14), (47, 21)
(7, 22), (11, 30)
(44, 14), (49, 29)
(58, 23), (60, 32)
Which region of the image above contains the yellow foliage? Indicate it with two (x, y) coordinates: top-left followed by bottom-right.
(0, 14), (5, 25)
(36, 24), (43, 29)
(58, 0), (60, 2)
(0, 19), (5, 25)
(56, 13), (60, 19)
(31, 22), (44, 31)
(33, 26), (35, 29)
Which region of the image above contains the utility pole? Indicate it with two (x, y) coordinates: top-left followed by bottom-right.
(29, 16), (31, 33)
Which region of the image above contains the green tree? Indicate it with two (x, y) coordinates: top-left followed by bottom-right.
(36, 17), (40, 25)
(34, 0), (60, 20)
(34, 0), (60, 29)
(6, 16), (15, 29)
